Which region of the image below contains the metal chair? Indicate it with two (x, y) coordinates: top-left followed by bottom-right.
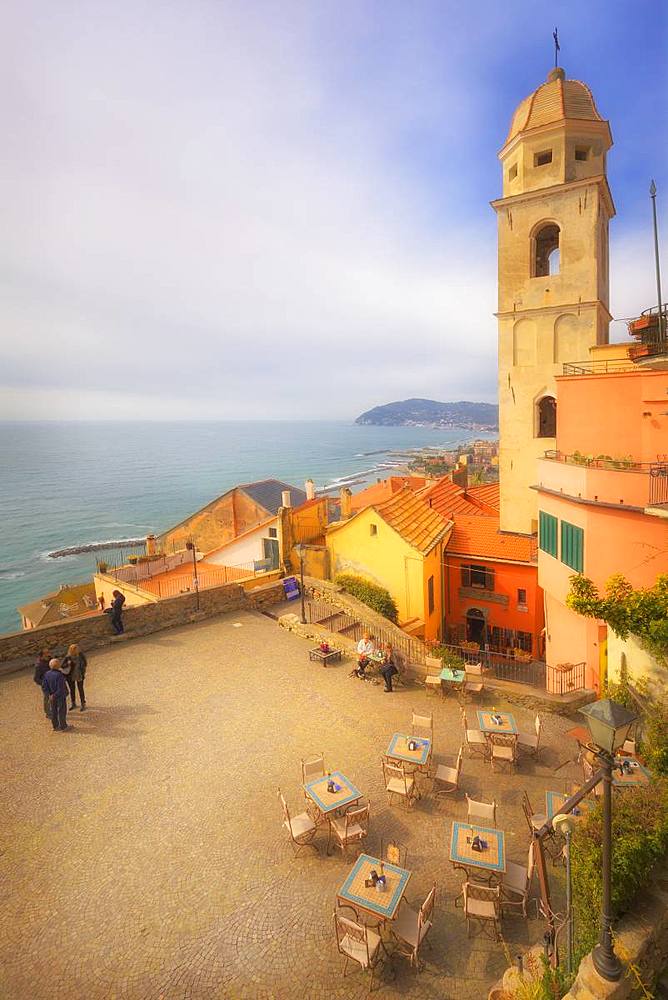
(460, 708), (488, 759)
(382, 759), (418, 809)
(379, 838), (408, 869)
(466, 793), (497, 827)
(489, 733), (517, 773)
(333, 905), (384, 992)
(411, 710), (433, 742)
(517, 714), (543, 758)
(277, 788), (318, 855)
(390, 885), (436, 970)
(464, 661), (485, 697)
(501, 841), (535, 918)
(330, 802), (370, 857)
(463, 882), (501, 940)
(433, 746), (463, 799)
(301, 753), (326, 784)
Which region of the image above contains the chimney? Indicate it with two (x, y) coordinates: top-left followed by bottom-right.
(452, 464), (468, 490)
(281, 490), (292, 508)
(304, 479), (316, 501)
(145, 534), (157, 557)
(340, 487), (352, 520)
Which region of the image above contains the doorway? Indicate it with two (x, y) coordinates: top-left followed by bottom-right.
(466, 608), (486, 645)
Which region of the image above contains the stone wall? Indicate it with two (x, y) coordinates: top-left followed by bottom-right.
(0, 578), (285, 671)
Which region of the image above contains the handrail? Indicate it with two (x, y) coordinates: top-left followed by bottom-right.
(542, 450), (654, 472)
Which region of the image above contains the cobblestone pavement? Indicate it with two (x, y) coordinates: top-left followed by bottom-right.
(0, 611), (578, 1000)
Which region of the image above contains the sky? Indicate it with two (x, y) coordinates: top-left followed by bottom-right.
(1, 0), (666, 421)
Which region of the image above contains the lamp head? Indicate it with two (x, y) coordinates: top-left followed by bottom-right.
(580, 698), (637, 755)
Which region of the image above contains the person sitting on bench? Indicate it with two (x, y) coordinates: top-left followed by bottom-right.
(355, 632), (375, 678)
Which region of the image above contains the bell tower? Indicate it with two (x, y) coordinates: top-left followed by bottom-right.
(492, 66), (614, 534)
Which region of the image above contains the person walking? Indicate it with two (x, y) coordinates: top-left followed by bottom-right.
(379, 643), (399, 693)
(42, 658), (69, 731)
(61, 643), (88, 711)
(33, 648), (52, 719)
(110, 590), (125, 634)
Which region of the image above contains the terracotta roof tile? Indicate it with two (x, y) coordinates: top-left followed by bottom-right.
(465, 482), (500, 512)
(373, 487), (450, 554)
(18, 582), (98, 626)
(350, 476), (427, 512)
(448, 514), (536, 563)
(418, 477), (486, 517)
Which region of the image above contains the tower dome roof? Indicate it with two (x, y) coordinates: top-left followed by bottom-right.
(505, 67), (606, 146)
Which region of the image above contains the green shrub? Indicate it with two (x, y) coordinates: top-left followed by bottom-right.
(430, 646), (466, 670)
(570, 782), (668, 958)
(335, 573), (398, 623)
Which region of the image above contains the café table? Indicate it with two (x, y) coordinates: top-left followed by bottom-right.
(439, 666), (466, 693)
(612, 757), (651, 788)
(477, 709), (518, 736)
(385, 732), (432, 771)
(303, 771), (363, 853)
(449, 821), (506, 884)
(337, 852), (411, 925)
(545, 791), (595, 820)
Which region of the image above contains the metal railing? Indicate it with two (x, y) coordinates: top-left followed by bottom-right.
(436, 642), (546, 688)
(546, 662), (586, 694)
(140, 563), (258, 599)
(649, 463), (668, 506)
(562, 359), (636, 376)
(542, 449), (648, 472)
(305, 596), (428, 665)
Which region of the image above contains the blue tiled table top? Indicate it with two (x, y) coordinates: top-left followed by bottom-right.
(303, 771), (362, 814)
(612, 758), (651, 787)
(439, 667), (465, 683)
(477, 710), (518, 735)
(450, 821), (506, 873)
(386, 732), (431, 766)
(337, 853), (411, 920)
(545, 791), (595, 820)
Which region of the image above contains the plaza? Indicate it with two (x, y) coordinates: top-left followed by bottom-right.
(0, 610), (578, 1000)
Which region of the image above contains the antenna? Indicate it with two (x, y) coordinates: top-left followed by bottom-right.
(553, 28), (560, 69)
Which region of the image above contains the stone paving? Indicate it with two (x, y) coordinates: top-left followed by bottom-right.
(0, 610), (579, 1000)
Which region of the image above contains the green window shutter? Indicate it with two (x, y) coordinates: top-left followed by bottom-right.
(539, 511), (558, 557)
(561, 521), (584, 573)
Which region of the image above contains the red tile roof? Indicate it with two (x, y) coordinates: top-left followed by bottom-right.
(465, 482), (500, 512)
(419, 477), (485, 517)
(350, 476), (427, 512)
(448, 514), (536, 563)
(373, 487), (450, 554)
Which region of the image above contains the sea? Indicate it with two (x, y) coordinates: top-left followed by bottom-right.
(0, 421), (496, 636)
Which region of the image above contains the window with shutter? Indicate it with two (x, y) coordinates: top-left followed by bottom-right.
(561, 521), (584, 573)
(539, 511), (558, 557)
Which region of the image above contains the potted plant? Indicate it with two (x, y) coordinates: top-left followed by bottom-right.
(128, 555), (138, 565)
(98, 561), (108, 573)
(461, 640), (480, 652)
(513, 648), (532, 664)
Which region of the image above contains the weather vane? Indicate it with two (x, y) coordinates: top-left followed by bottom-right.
(553, 27), (560, 69)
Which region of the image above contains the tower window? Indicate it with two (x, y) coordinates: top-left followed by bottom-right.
(537, 396), (557, 438)
(509, 163), (518, 181)
(534, 149), (552, 166)
(575, 147), (589, 161)
(533, 223), (560, 277)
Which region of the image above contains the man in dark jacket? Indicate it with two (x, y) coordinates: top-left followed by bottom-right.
(42, 658), (69, 731)
(33, 648), (52, 719)
(110, 590), (125, 635)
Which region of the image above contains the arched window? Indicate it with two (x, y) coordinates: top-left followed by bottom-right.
(533, 223), (560, 277)
(537, 396), (557, 438)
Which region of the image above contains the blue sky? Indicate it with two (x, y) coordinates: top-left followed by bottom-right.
(1, 0), (666, 419)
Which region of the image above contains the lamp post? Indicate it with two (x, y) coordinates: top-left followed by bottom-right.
(185, 541), (200, 611)
(553, 812), (577, 974)
(295, 544), (307, 624)
(579, 698), (638, 982)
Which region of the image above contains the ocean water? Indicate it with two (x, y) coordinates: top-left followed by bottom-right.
(0, 421), (495, 635)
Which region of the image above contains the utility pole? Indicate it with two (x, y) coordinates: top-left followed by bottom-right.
(650, 180), (665, 347)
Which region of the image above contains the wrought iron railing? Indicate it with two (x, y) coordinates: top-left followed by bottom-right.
(649, 463), (668, 506)
(305, 596), (428, 665)
(546, 661), (586, 694)
(436, 642), (546, 688)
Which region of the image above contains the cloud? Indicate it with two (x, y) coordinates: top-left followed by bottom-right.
(0, 1), (665, 420)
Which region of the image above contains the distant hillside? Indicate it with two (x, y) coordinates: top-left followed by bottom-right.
(355, 398), (498, 429)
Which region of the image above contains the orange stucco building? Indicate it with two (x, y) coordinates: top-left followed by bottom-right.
(536, 362), (668, 692)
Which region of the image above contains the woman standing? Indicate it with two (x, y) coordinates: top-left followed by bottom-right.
(61, 643), (88, 711)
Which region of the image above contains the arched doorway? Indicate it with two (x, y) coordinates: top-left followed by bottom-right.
(466, 608), (486, 645)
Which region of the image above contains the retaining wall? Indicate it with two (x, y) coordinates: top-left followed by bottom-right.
(0, 578), (285, 672)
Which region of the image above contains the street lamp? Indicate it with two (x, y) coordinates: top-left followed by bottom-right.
(295, 543), (307, 624)
(579, 698), (638, 982)
(185, 540), (200, 611)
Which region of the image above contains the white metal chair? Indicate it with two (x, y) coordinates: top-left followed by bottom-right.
(463, 882), (501, 940)
(464, 661), (485, 697)
(390, 885), (436, 970)
(490, 733), (517, 773)
(301, 754), (326, 784)
(380, 838), (408, 869)
(333, 905), (384, 992)
(278, 788), (318, 855)
(330, 802), (370, 857)
(501, 841), (535, 918)
(411, 710), (434, 742)
(466, 793), (497, 827)
(434, 746), (463, 799)
(460, 708), (488, 759)
(382, 759), (418, 809)
(517, 714), (543, 758)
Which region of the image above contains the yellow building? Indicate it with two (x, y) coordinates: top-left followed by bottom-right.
(326, 487), (452, 641)
(492, 66), (614, 534)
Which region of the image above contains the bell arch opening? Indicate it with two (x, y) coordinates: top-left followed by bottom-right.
(536, 395), (557, 438)
(532, 223), (560, 277)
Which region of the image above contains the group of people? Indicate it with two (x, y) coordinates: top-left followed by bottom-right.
(354, 632), (400, 692)
(33, 644), (88, 732)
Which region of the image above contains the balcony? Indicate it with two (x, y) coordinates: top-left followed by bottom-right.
(538, 451), (664, 510)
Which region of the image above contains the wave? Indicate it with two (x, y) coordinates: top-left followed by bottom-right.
(0, 569), (26, 580)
